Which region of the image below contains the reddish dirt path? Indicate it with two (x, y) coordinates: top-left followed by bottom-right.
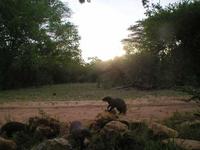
(0, 96), (198, 125)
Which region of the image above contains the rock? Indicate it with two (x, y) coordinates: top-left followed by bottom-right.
(92, 111), (118, 130)
(148, 122), (178, 138)
(118, 117), (146, 130)
(180, 120), (200, 128)
(35, 125), (55, 139)
(0, 122), (27, 137)
(28, 117), (60, 138)
(101, 121), (128, 133)
(163, 138), (200, 150)
(117, 116), (132, 127)
(95, 111), (118, 122)
(99, 121), (128, 144)
(31, 138), (71, 150)
(0, 137), (17, 150)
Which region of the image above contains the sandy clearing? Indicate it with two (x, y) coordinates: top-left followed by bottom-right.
(0, 96), (198, 125)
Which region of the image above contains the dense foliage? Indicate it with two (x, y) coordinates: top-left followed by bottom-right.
(100, 0), (200, 89)
(0, 0), (82, 89)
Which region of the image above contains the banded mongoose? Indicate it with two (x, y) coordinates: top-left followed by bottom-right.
(102, 96), (127, 114)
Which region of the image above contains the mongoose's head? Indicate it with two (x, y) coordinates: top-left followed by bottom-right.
(102, 96), (112, 102)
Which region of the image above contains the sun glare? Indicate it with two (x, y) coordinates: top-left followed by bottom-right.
(66, 0), (145, 61)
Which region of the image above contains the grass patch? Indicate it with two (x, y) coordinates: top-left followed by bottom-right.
(164, 110), (200, 140)
(0, 83), (187, 102)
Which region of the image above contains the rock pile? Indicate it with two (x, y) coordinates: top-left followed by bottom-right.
(0, 110), (199, 150)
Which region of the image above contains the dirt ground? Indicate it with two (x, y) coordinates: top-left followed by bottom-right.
(0, 96), (199, 125)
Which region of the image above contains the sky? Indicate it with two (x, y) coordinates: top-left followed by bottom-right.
(62, 0), (181, 61)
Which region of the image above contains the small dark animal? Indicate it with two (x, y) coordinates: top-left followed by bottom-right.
(79, 0), (91, 3)
(69, 121), (91, 150)
(0, 122), (27, 137)
(102, 96), (127, 114)
(52, 92), (56, 96)
(79, 0), (85, 3)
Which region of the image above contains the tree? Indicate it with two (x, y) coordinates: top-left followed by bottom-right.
(122, 0), (200, 88)
(0, 0), (81, 89)
(78, 0), (149, 5)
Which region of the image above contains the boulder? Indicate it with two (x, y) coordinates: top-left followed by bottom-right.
(180, 120), (200, 128)
(118, 117), (146, 130)
(101, 121), (128, 133)
(35, 125), (55, 139)
(148, 122), (178, 138)
(28, 117), (60, 138)
(0, 137), (17, 150)
(31, 138), (71, 150)
(0, 122), (26, 137)
(91, 111), (118, 130)
(95, 111), (118, 122)
(117, 116), (132, 127)
(129, 120), (147, 130)
(99, 121), (129, 146)
(163, 138), (200, 150)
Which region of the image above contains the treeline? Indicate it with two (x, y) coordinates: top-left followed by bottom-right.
(0, 0), (86, 90)
(96, 0), (200, 89)
(1, 0), (200, 90)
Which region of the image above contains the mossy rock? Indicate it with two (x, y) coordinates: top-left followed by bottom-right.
(31, 138), (71, 150)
